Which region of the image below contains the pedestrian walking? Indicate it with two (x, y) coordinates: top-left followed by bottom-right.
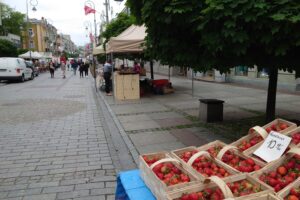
(49, 60), (55, 78)
(71, 59), (78, 75)
(66, 60), (70, 71)
(60, 53), (67, 79)
(84, 61), (89, 77)
(103, 60), (112, 96)
(79, 62), (84, 78)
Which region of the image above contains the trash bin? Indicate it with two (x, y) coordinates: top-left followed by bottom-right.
(199, 99), (224, 122)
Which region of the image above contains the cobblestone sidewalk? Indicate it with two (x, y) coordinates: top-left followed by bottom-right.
(0, 72), (118, 200)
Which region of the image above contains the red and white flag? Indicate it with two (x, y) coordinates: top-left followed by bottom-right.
(84, 5), (96, 15)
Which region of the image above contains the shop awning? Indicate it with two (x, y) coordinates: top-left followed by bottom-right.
(106, 25), (146, 54)
(93, 45), (105, 55)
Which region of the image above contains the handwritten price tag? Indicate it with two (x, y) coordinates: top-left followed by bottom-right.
(253, 131), (291, 163)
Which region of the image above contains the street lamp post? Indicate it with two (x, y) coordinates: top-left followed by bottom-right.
(26, 0), (38, 61)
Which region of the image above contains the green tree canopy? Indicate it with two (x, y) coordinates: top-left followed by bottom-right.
(127, 0), (300, 121)
(101, 12), (135, 49)
(0, 39), (17, 57)
(0, 3), (26, 36)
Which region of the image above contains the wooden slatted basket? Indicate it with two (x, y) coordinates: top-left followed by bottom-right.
(231, 126), (269, 155)
(197, 140), (227, 158)
(285, 126), (300, 148)
(278, 177), (300, 200)
(263, 119), (297, 134)
(139, 152), (199, 200)
(216, 145), (267, 174)
(252, 148), (300, 194)
(170, 146), (240, 181)
(245, 128), (300, 166)
(166, 174), (272, 200)
(247, 193), (281, 200)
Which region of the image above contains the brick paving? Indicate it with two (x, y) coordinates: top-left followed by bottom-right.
(0, 72), (119, 200)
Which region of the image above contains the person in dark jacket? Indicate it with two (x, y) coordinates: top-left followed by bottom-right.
(84, 61), (89, 77)
(79, 61), (84, 78)
(71, 59), (78, 75)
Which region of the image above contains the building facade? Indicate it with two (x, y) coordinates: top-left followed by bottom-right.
(0, 33), (21, 48)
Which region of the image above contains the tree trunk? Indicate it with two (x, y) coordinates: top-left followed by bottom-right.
(266, 66), (278, 123)
(150, 60), (154, 79)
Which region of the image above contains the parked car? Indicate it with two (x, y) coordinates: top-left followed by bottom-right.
(0, 57), (33, 82)
(25, 61), (39, 77)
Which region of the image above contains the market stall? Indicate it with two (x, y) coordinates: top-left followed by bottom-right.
(116, 118), (300, 200)
(106, 25), (147, 100)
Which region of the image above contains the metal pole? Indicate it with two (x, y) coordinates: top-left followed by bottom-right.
(192, 69), (194, 97)
(26, 0), (32, 60)
(104, 0), (109, 23)
(111, 52), (114, 99)
(93, 6), (97, 92)
(168, 66), (170, 81)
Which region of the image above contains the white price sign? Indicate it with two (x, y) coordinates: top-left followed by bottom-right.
(253, 131), (291, 163)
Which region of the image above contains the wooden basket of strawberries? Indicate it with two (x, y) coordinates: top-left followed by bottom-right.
(263, 119), (296, 135)
(139, 152), (199, 200)
(197, 140), (227, 158)
(253, 148), (300, 194)
(166, 174), (271, 200)
(278, 177), (300, 200)
(286, 127), (300, 148)
(244, 128), (300, 166)
(231, 126), (269, 155)
(216, 145), (266, 173)
(247, 193), (281, 200)
(170, 146), (240, 181)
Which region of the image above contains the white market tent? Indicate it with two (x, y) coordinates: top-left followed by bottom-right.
(106, 24), (146, 53)
(18, 51), (43, 59)
(93, 45), (105, 55)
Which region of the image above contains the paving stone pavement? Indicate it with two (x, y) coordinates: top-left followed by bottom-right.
(0, 71), (122, 200)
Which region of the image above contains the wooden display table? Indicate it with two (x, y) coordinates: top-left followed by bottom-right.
(114, 72), (140, 100)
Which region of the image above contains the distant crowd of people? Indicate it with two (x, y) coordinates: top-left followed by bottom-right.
(47, 55), (90, 79)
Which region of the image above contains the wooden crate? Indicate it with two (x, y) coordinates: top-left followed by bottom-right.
(245, 127), (300, 165)
(231, 126), (268, 156)
(278, 177), (300, 200)
(247, 193), (280, 200)
(216, 145), (267, 173)
(286, 126), (300, 148)
(139, 152), (199, 200)
(166, 174), (272, 200)
(262, 118), (297, 134)
(170, 146), (240, 181)
(252, 148), (300, 194)
(113, 73), (140, 100)
(197, 140), (227, 158)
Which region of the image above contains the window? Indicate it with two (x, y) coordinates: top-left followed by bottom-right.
(29, 40), (34, 48)
(28, 28), (34, 38)
(235, 66), (248, 76)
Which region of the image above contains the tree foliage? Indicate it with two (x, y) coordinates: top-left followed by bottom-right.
(0, 39), (17, 57)
(127, 0), (300, 121)
(127, 0), (300, 75)
(0, 3), (26, 36)
(101, 12), (135, 49)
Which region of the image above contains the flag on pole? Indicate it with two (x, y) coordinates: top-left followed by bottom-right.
(84, 5), (96, 15)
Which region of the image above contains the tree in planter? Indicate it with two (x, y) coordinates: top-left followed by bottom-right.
(127, 0), (300, 122)
(198, 0), (300, 122)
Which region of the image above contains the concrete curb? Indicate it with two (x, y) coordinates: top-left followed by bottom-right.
(93, 81), (140, 166)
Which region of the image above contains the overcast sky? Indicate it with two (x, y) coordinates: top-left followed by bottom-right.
(3, 0), (125, 46)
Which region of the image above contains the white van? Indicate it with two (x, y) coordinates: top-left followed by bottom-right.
(0, 57), (33, 82)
